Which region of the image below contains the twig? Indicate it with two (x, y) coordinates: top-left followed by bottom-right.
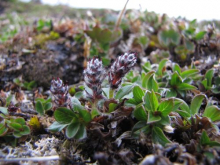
(115, 0), (129, 30)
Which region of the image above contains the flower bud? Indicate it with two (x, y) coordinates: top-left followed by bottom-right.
(109, 53), (137, 89)
(50, 78), (70, 108)
(84, 58), (105, 100)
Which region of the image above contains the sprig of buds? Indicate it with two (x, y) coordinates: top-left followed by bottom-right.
(50, 78), (70, 108)
(109, 53), (137, 89)
(84, 57), (106, 101)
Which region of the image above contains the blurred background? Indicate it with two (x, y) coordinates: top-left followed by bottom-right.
(19, 0), (220, 21)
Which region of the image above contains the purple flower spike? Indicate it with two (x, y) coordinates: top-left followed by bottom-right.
(84, 57), (106, 100)
(109, 53), (137, 89)
(50, 78), (70, 108)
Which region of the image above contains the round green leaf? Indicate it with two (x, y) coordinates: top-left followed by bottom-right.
(15, 118), (26, 125)
(54, 107), (76, 124)
(9, 122), (22, 131)
(44, 102), (52, 111)
(66, 122), (80, 139)
(21, 125), (30, 135)
(35, 101), (44, 115)
(48, 121), (68, 132)
(74, 124), (87, 139)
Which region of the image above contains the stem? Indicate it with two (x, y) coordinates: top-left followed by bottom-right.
(109, 88), (114, 99)
(92, 99), (98, 109)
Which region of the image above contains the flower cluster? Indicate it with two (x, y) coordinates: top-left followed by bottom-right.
(50, 78), (70, 108)
(84, 57), (106, 100)
(109, 53), (137, 88)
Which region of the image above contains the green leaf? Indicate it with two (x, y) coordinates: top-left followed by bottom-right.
(158, 99), (173, 116)
(71, 97), (84, 112)
(148, 111), (161, 124)
(202, 79), (208, 89)
(147, 75), (158, 92)
(74, 124), (87, 139)
(9, 122), (22, 131)
(45, 97), (52, 104)
(21, 125), (30, 135)
(144, 90), (159, 112)
(160, 116), (170, 125)
(133, 85), (144, 104)
(200, 130), (210, 145)
(54, 107), (76, 124)
(126, 98), (137, 106)
(0, 123), (4, 129)
(184, 39), (195, 52)
(190, 94), (206, 115)
(35, 98), (46, 103)
(166, 89), (177, 97)
(0, 107), (8, 115)
(170, 72), (182, 86)
(156, 59), (168, 76)
(66, 122), (80, 139)
(176, 110), (191, 118)
(0, 126), (8, 136)
(139, 36), (149, 48)
(85, 25), (116, 44)
(13, 131), (23, 138)
(177, 83), (196, 91)
(158, 29), (180, 46)
(133, 106), (147, 121)
(194, 31), (206, 40)
(142, 71), (155, 88)
(79, 110), (92, 123)
(44, 102), (52, 111)
(111, 29), (122, 42)
(48, 121), (68, 132)
(142, 61), (151, 73)
(6, 95), (13, 107)
(173, 64), (181, 74)
(91, 109), (100, 119)
(109, 103), (117, 113)
(180, 69), (199, 79)
(152, 126), (171, 146)
(200, 130), (220, 147)
(115, 85), (133, 100)
(205, 69), (214, 87)
(131, 121), (149, 137)
(15, 118), (26, 125)
(35, 101), (44, 115)
(203, 106), (220, 122)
